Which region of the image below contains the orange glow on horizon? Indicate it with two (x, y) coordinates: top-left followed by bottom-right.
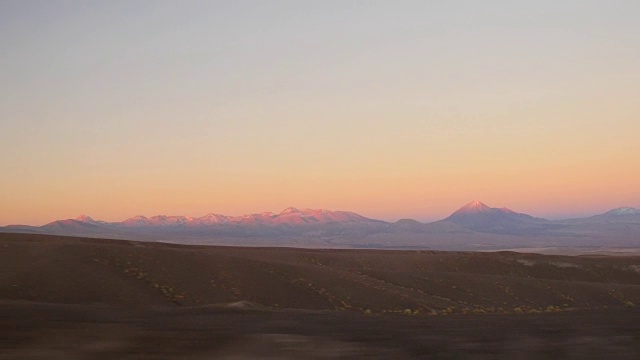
(2, 147), (638, 226)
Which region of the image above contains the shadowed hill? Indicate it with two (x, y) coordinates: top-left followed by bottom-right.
(3, 233), (640, 314)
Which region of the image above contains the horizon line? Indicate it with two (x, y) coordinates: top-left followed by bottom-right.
(3, 202), (637, 228)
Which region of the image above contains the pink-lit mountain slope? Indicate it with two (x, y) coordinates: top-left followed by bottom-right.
(121, 215), (195, 227)
(443, 201), (553, 234)
(32, 208), (386, 239)
(112, 208), (378, 227)
(2, 203), (640, 250)
(41, 219), (103, 232)
(559, 206), (640, 225)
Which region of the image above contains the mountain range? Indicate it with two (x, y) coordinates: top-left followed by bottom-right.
(59, 207), (375, 228)
(2, 201), (640, 251)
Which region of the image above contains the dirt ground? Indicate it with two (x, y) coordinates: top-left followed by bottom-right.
(3, 233), (640, 358)
(3, 301), (640, 359)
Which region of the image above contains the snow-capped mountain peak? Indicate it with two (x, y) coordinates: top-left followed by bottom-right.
(280, 207), (302, 215)
(452, 200), (494, 215)
(75, 215), (96, 223)
(605, 207), (640, 216)
(196, 213), (229, 224)
(444, 201), (550, 234)
(122, 215), (150, 226)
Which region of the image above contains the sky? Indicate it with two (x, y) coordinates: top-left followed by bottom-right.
(1, 1), (639, 225)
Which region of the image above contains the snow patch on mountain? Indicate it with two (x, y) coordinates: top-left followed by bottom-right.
(605, 207), (640, 216)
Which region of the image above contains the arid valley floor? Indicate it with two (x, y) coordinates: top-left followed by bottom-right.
(3, 233), (640, 358)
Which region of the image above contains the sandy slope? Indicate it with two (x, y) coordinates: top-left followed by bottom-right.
(4, 233), (640, 358)
(3, 233), (640, 312)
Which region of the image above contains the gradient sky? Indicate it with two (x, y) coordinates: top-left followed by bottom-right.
(1, 1), (639, 225)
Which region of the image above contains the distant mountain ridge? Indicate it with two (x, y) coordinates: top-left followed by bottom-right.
(443, 201), (554, 235)
(2, 203), (639, 250)
(72, 207), (381, 228)
(559, 206), (640, 225)
(604, 207), (640, 216)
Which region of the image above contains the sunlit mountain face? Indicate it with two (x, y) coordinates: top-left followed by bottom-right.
(2, 202), (639, 251)
(443, 201), (553, 235)
(107, 208), (378, 227)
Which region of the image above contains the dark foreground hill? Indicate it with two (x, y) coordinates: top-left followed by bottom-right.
(4, 233), (640, 311)
(3, 233), (640, 358)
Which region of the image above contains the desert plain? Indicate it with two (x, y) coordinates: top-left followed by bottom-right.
(3, 233), (640, 358)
